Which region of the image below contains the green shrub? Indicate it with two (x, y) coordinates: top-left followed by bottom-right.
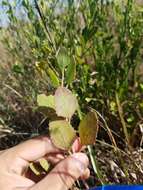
(0, 0), (143, 147)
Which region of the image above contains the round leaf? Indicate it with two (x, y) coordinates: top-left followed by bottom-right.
(49, 120), (76, 150)
(79, 111), (99, 145)
(54, 87), (78, 118)
(57, 49), (71, 71)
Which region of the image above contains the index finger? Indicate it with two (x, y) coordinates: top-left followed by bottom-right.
(9, 136), (62, 162)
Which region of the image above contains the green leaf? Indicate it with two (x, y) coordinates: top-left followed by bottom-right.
(79, 111), (98, 145)
(12, 64), (23, 74)
(37, 94), (55, 109)
(2, 1), (9, 6)
(49, 120), (76, 150)
(47, 68), (60, 87)
(110, 101), (116, 114)
(127, 115), (134, 123)
(76, 46), (82, 57)
(54, 87), (78, 118)
(57, 49), (71, 71)
(66, 59), (76, 85)
(140, 83), (143, 91)
(139, 102), (143, 108)
(0, 117), (5, 125)
(22, 0), (29, 8)
(39, 158), (50, 172)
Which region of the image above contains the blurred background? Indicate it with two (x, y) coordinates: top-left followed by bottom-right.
(0, 0), (143, 186)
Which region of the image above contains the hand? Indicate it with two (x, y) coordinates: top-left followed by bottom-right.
(0, 136), (89, 190)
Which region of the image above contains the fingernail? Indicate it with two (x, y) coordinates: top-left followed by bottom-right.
(72, 153), (89, 174)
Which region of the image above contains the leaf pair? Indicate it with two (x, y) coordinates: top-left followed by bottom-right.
(37, 87), (78, 150)
(37, 87), (99, 150)
(37, 87), (78, 119)
(49, 111), (99, 150)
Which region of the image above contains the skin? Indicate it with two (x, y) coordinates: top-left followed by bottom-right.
(0, 136), (89, 190)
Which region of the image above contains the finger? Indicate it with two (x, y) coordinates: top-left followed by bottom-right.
(9, 136), (62, 162)
(1, 136), (63, 175)
(44, 153), (65, 164)
(25, 153), (65, 182)
(31, 153), (89, 190)
(27, 167), (90, 187)
(72, 137), (86, 153)
(80, 168), (90, 180)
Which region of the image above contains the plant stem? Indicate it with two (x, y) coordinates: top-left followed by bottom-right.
(87, 145), (105, 185)
(61, 69), (64, 87)
(93, 108), (130, 180)
(34, 0), (56, 52)
(115, 92), (131, 149)
(95, 109), (118, 150)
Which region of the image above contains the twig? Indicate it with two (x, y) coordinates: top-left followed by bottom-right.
(115, 92), (131, 149)
(34, 0), (56, 52)
(4, 84), (23, 98)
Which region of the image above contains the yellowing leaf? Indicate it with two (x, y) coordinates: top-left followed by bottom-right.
(49, 120), (76, 150)
(37, 94), (55, 109)
(39, 158), (50, 172)
(54, 87), (78, 118)
(29, 163), (40, 176)
(79, 111), (98, 145)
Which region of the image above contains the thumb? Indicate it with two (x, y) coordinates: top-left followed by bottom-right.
(31, 153), (89, 190)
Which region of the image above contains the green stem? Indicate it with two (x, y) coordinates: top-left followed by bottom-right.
(95, 109), (118, 150)
(61, 69), (64, 87)
(34, 0), (56, 52)
(115, 92), (131, 149)
(87, 145), (105, 185)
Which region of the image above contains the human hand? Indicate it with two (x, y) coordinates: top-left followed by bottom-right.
(0, 136), (89, 190)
